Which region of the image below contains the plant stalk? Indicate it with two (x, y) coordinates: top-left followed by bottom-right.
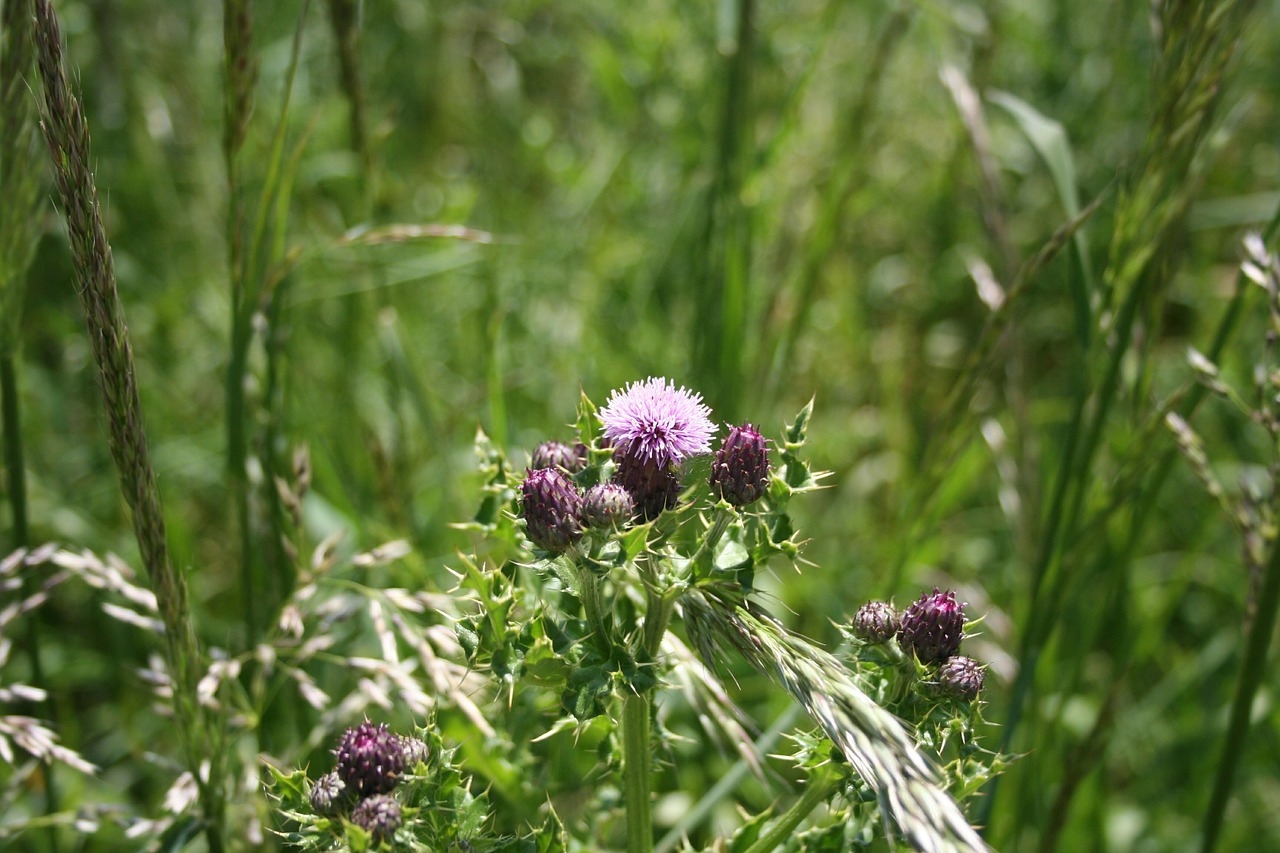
(742, 768), (838, 853)
(622, 689), (654, 853)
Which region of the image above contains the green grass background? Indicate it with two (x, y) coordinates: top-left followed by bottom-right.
(5, 0), (1280, 849)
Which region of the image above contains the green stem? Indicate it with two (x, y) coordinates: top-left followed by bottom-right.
(576, 565), (607, 641)
(623, 689), (654, 853)
(690, 507), (735, 578)
(1200, 528), (1280, 853)
(742, 768), (838, 853)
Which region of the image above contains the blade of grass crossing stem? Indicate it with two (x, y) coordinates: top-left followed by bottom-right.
(987, 90), (1094, 346)
(31, 2), (226, 849)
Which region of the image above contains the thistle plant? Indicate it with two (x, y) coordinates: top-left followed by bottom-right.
(446, 378), (1004, 852)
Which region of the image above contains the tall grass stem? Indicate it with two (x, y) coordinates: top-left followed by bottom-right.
(32, 2), (225, 848)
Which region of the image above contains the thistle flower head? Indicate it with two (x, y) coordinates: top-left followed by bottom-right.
(581, 482), (635, 529)
(531, 440), (588, 473)
(936, 655), (986, 701)
(599, 377), (715, 468)
(852, 600), (900, 644)
(520, 467), (585, 552)
(898, 588), (966, 664)
(710, 422), (771, 506)
(351, 793), (402, 843)
(335, 721), (406, 796)
(308, 771), (347, 815)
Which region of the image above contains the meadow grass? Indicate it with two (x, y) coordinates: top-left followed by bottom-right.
(2, 0), (1280, 850)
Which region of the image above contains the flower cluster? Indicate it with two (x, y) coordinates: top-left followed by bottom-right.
(519, 378), (774, 546)
(852, 589), (986, 702)
(304, 722), (427, 845)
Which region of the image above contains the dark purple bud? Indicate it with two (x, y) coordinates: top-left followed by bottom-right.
(308, 771), (347, 815)
(613, 449), (680, 521)
(936, 655), (986, 701)
(710, 423), (771, 507)
(852, 600), (900, 644)
(581, 483), (636, 529)
(351, 793), (402, 843)
(531, 440), (588, 473)
(521, 468), (585, 551)
(898, 588), (966, 664)
(335, 721), (406, 796)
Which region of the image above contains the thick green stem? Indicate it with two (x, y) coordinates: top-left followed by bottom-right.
(742, 768), (838, 853)
(623, 689), (654, 853)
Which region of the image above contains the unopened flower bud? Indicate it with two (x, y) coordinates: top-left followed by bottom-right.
(399, 736), (428, 769)
(710, 423), (771, 506)
(308, 771), (347, 815)
(531, 440), (588, 473)
(581, 483), (635, 529)
(852, 600), (900, 644)
(335, 722), (405, 796)
(521, 468), (585, 551)
(351, 793), (402, 843)
(936, 655), (986, 701)
(898, 588), (966, 664)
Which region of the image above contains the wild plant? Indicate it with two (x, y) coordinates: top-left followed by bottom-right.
(269, 378), (1006, 851)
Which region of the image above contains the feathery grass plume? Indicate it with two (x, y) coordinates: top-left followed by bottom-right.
(684, 583), (988, 853)
(31, 3), (226, 850)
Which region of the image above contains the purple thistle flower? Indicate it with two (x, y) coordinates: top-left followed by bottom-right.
(351, 793), (402, 843)
(898, 588), (966, 664)
(710, 422), (771, 506)
(599, 377), (715, 468)
(936, 655), (986, 701)
(581, 482), (636, 529)
(521, 467), (585, 552)
(335, 721), (406, 796)
(531, 440), (588, 473)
